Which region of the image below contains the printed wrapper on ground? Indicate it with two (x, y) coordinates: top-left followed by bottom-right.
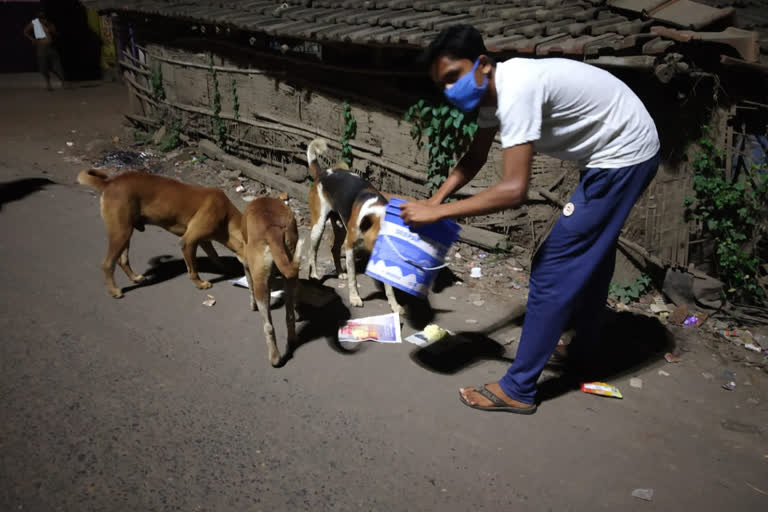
(338, 313), (402, 343)
(580, 382), (623, 399)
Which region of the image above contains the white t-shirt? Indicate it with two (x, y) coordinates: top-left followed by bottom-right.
(32, 18), (48, 40)
(477, 58), (659, 169)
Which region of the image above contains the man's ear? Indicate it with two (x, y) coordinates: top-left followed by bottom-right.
(477, 54), (493, 75)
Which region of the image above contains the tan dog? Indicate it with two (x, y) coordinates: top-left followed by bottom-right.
(241, 197), (303, 366)
(306, 139), (403, 313)
(77, 169), (245, 298)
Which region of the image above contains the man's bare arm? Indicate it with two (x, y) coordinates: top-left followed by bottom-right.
(23, 23), (36, 42)
(433, 143), (533, 218)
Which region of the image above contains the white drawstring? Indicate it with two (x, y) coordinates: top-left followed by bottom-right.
(381, 235), (448, 271)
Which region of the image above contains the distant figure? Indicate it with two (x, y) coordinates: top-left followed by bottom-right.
(23, 11), (65, 90)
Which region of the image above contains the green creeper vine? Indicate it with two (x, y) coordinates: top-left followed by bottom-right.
(684, 125), (768, 304)
(150, 64), (165, 101)
(232, 80), (240, 121)
(210, 55), (226, 147)
(404, 100), (478, 195)
(340, 102), (356, 168)
(157, 120), (181, 152)
(609, 274), (651, 305)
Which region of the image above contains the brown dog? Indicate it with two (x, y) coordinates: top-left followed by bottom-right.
(77, 169), (245, 298)
(241, 197), (303, 366)
(306, 139), (403, 313)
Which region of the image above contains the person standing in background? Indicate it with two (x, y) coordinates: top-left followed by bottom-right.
(24, 11), (66, 90)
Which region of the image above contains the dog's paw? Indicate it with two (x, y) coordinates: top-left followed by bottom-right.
(131, 274), (146, 283)
(350, 295), (363, 308)
(390, 303), (406, 315)
(197, 280), (213, 290)
(110, 289), (124, 299)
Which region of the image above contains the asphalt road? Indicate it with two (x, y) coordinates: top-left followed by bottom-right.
(1, 80), (766, 511)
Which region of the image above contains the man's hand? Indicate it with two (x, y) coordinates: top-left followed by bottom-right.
(399, 201), (443, 228)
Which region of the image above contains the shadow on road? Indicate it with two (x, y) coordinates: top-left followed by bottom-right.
(0, 177), (55, 211)
(121, 254), (243, 294)
(410, 309), (673, 404)
(279, 279), (355, 367)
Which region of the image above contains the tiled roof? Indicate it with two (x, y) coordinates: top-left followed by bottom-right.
(82, 0), (762, 61)
(693, 0), (768, 49)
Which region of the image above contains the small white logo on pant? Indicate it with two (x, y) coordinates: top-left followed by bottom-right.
(563, 202), (575, 217)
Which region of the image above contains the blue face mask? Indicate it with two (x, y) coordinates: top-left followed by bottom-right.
(444, 59), (488, 113)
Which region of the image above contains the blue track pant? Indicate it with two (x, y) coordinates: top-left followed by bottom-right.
(499, 152), (660, 404)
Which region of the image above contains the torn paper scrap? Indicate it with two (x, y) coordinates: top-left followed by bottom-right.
(338, 313), (402, 343)
(230, 276), (284, 300)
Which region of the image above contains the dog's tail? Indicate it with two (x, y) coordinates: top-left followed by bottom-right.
(266, 228), (303, 280)
(306, 138), (328, 181)
(77, 169), (110, 191)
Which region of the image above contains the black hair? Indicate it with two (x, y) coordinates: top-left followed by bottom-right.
(419, 24), (488, 66)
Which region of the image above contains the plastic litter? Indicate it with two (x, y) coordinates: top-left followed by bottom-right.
(580, 382), (623, 399)
(478, 253), (488, 259)
(66, 141), (74, 147)
(235, 185), (246, 193)
(664, 352), (681, 363)
(683, 315), (699, 326)
(470, 267), (482, 278)
(405, 324), (452, 347)
(630, 377), (643, 389)
(658, 370), (670, 377)
(202, 295), (216, 307)
(744, 343), (762, 352)
(632, 489), (654, 501)
(721, 330), (741, 337)
(465, 319), (478, 324)
(722, 369), (736, 390)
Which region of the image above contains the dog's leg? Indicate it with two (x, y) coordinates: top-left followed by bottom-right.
(384, 283), (405, 315)
(284, 276), (298, 351)
(102, 221), (133, 299)
(200, 240), (226, 272)
(308, 185), (332, 281)
(179, 215), (214, 289)
(330, 214), (347, 279)
(118, 239), (145, 283)
(343, 233), (363, 307)
(249, 250), (280, 366)
(180, 237), (211, 289)
(308, 213), (330, 281)
(241, 261), (256, 311)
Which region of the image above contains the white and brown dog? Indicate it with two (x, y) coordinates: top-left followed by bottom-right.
(241, 197), (303, 366)
(306, 139), (403, 314)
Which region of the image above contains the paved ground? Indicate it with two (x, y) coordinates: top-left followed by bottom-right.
(1, 78), (767, 511)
